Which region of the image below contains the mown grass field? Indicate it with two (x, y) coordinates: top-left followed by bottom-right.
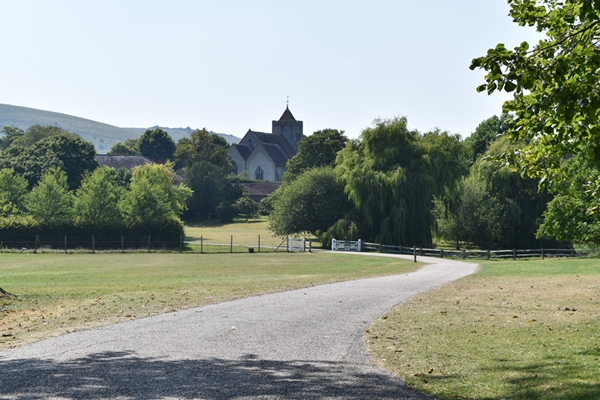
(0, 251), (420, 350)
(367, 257), (600, 400)
(185, 217), (272, 243)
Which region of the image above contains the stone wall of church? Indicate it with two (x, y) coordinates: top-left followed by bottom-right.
(247, 151), (278, 181)
(229, 147), (247, 175)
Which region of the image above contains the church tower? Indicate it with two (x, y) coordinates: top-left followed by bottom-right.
(272, 106), (303, 152)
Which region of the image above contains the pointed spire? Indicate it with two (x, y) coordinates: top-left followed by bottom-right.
(279, 106), (296, 122)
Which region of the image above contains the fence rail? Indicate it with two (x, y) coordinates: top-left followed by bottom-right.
(0, 234), (318, 254)
(362, 242), (587, 260)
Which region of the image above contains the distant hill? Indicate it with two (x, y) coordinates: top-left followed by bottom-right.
(0, 104), (241, 152)
(124, 127), (240, 145)
(0, 103), (139, 152)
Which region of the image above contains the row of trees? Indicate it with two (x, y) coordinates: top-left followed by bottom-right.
(267, 114), (567, 249)
(0, 162), (191, 239)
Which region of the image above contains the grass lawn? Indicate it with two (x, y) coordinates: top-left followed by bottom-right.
(367, 257), (600, 400)
(184, 217), (272, 243)
(0, 251), (420, 350)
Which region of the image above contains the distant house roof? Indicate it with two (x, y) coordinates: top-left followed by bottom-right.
(95, 154), (155, 170)
(241, 182), (281, 202)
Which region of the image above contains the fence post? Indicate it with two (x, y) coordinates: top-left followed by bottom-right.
(92, 235), (95, 254)
(413, 245), (417, 263)
(180, 235), (183, 254)
(309, 240), (312, 253)
(287, 235), (290, 252)
(121, 235), (124, 253)
(513, 249), (516, 261)
(571, 248), (574, 257)
(64, 236), (67, 254)
(541, 247), (544, 260)
(35, 235), (38, 254)
(230, 235), (233, 253)
(258, 235), (261, 253)
(487, 250), (490, 260)
(148, 235), (151, 253)
(200, 236), (203, 254)
(440, 249), (444, 258)
(358, 239), (362, 252)
(462, 249), (466, 259)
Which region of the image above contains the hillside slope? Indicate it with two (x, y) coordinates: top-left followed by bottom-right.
(0, 103), (139, 152)
(0, 104), (241, 151)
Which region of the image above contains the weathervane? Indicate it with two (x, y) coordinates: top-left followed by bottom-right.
(286, 96), (289, 109)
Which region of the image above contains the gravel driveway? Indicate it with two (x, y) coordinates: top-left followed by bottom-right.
(0, 253), (477, 399)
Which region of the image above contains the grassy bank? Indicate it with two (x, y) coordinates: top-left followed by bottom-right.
(0, 252), (420, 350)
(367, 258), (600, 400)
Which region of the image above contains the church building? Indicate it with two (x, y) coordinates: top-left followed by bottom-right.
(228, 107), (304, 181)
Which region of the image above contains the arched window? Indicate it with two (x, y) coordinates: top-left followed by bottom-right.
(231, 161), (238, 175)
(254, 166), (264, 180)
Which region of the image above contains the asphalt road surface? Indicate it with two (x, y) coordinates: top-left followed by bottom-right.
(0, 253), (478, 399)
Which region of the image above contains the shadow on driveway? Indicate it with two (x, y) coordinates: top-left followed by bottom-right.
(1, 351), (432, 399)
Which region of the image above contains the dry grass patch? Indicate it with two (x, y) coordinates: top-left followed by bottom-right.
(367, 258), (600, 400)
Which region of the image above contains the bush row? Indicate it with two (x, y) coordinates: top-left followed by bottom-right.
(0, 218), (184, 249)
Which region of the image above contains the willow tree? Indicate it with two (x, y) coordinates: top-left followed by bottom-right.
(336, 117), (468, 247)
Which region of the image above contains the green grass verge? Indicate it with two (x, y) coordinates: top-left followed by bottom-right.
(0, 252), (421, 350)
(367, 257), (600, 400)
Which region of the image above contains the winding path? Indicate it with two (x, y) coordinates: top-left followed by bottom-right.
(0, 254), (477, 399)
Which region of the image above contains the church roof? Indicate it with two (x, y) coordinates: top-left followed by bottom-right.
(278, 106), (296, 122)
(260, 143), (289, 167)
(230, 143), (253, 160)
(249, 130), (296, 158)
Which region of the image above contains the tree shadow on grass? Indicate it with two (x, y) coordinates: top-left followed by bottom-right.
(0, 351), (432, 399)
(443, 347), (600, 400)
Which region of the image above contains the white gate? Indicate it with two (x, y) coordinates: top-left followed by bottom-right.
(288, 238), (306, 252)
(331, 238), (362, 252)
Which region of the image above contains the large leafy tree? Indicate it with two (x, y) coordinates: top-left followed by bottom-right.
(233, 192), (260, 222)
(175, 128), (233, 219)
(537, 151), (600, 244)
(470, 0), (600, 207)
(464, 114), (511, 162)
(269, 167), (351, 237)
(74, 167), (125, 226)
(336, 117), (469, 247)
(138, 128), (176, 163)
(0, 126), (24, 150)
(0, 126), (97, 189)
(25, 167), (74, 225)
(0, 168), (28, 217)
(436, 135), (561, 249)
(119, 162), (192, 226)
(283, 129), (348, 182)
(434, 176), (505, 249)
(108, 138), (140, 155)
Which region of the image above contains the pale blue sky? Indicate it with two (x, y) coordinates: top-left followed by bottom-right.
(0, 1), (539, 139)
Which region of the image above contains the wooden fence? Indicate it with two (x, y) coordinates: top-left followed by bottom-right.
(361, 242), (588, 260)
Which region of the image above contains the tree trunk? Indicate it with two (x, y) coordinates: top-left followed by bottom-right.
(0, 287), (16, 299)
